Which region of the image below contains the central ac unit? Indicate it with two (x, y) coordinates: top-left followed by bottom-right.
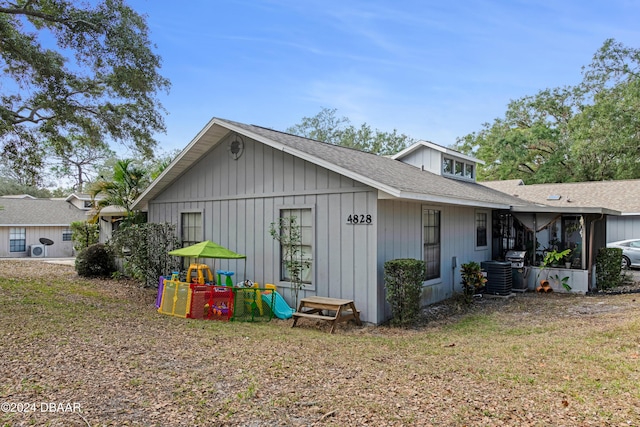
(30, 244), (45, 258)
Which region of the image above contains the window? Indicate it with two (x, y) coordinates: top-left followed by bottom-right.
(443, 158), (453, 174)
(181, 212), (202, 247)
(464, 164), (474, 179)
(476, 212), (488, 247)
(443, 157), (475, 180)
(423, 209), (441, 280)
(10, 228), (26, 252)
(454, 161), (464, 176)
(62, 230), (72, 241)
(278, 208), (313, 284)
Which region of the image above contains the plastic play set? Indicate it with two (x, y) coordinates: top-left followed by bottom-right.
(156, 263), (295, 322)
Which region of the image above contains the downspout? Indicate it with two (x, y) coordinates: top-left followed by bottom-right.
(588, 214), (604, 291)
(532, 214), (537, 265)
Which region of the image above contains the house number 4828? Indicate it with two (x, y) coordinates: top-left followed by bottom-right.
(346, 214), (372, 224)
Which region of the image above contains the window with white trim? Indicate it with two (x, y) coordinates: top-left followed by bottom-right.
(476, 211), (488, 248)
(62, 229), (72, 241)
(10, 228), (26, 252)
(181, 212), (202, 247)
(278, 208), (313, 284)
(443, 157), (475, 180)
(423, 209), (441, 280)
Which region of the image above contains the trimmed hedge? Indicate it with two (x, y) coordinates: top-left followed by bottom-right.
(596, 247), (622, 290)
(384, 258), (425, 326)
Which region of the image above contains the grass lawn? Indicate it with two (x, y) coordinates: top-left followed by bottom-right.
(1, 260), (639, 426)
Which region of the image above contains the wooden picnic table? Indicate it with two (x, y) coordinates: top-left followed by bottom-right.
(292, 296), (362, 333)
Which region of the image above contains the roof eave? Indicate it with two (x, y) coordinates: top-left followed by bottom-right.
(389, 190), (512, 209)
(132, 117), (229, 211)
(510, 205), (621, 215)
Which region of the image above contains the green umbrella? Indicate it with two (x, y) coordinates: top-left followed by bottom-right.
(169, 241), (247, 284)
(169, 240), (246, 259)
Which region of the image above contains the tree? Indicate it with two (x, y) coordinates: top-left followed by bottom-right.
(287, 107), (414, 155)
(0, 0), (169, 183)
(70, 220), (99, 252)
(456, 39), (640, 183)
(570, 39), (640, 181)
(89, 158), (147, 223)
(0, 175), (51, 197)
(48, 134), (115, 192)
(455, 86), (580, 183)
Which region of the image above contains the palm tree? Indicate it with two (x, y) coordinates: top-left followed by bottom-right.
(89, 159), (148, 224)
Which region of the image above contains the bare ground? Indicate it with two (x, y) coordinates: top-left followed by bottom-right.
(1, 260), (639, 427)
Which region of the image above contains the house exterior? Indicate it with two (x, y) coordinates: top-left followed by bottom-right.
(481, 179), (640, 242)
(0, 195), (90, 258)
(132, 118), (529, 325)
(96, 205), (127, 244)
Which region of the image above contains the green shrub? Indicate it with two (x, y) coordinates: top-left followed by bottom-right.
(384, 258), (425, 326)
(108, 222), (181, 287)
(75, 243), (117, 278)
(70, 220), (99, 252)
(460, 261), (487, 304)
(596, 247), (623, 290)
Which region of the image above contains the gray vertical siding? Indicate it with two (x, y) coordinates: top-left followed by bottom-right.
(376, 200), (491, 323)
(399, 147), (442, 175)
(0, 226), (75, 258)
(148, 133), (380, 323)
(607, 215), (640, 242)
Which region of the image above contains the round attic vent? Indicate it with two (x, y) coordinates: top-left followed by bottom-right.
(228, 136), (244, 160)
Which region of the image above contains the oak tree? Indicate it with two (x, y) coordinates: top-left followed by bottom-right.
(287, 107), (414, 156)
(0, 0), (169, 183)
(456, 39), (640, 183)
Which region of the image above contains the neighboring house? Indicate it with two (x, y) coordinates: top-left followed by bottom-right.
(481, 179), (640, 242)
(65, 192), (99, 211)
(96, 205), (127, 244)
(0, 196), (90, 258)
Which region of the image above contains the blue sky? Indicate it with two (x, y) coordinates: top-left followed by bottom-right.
(128, 0), (640, 153)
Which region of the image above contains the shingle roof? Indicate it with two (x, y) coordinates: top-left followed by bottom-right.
(133, 117), (529, 210)
(0, 198), (88, 226)
(481, 179), (640, 214)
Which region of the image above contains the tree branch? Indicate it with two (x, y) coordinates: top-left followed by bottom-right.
(0, 5), (100, 32)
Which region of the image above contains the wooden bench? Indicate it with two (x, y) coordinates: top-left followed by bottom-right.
(292, 296), (362, 333)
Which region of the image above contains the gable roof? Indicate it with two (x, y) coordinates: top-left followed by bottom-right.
(133, 118), (528, 211)
(65, 193), (95, 202)
(481, 179), (639, 215)
(392, 140), (484, 165)
(0, 198), (88, 226)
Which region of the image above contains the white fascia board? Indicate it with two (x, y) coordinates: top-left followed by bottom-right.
(132, 117), (224, 211)
(392, 140), (484, 165)
(388, 190), (512, 209)
(4, 224), (71, 227)
(510, 205), (621, 215)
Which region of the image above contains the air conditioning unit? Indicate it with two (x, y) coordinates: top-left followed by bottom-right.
(30, 244), (46, 258)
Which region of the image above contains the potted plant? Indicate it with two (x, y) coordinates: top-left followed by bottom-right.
(563, 249), (573, 269)
(536, 249), (571, 292)
(460, 261), (487, 304)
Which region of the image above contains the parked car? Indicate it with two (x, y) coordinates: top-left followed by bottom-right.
(606, 239), (640, 269)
